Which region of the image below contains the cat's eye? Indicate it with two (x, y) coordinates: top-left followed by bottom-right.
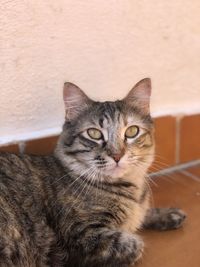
(125, 125), (139, 138)
(87, 128), (103, 140)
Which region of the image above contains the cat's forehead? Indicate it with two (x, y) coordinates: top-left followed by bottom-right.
(98, 104), (122, 128)
(86, 101), (147, 129)
(90, 101), (123, 127)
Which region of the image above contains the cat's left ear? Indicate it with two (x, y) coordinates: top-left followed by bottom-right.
(63, 82), (92, 120)
(123, 78), (151, 114)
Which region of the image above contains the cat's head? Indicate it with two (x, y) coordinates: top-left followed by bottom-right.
(56, 78), (154, 182)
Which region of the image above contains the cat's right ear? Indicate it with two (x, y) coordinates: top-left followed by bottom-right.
(123, 78), (151, 114)
(63, 82), (92, 120)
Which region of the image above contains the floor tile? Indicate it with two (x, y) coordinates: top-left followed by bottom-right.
(136, 167), (200, 267)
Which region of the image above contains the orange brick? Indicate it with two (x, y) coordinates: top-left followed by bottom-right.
(25, 136), (59, 155)
(180, 115), (200, 163)
(0, 144), (19, 153)
(150, 116), (176, 172)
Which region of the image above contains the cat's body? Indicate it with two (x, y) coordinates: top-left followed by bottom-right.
(0, 152), (147, 266)
(0, 79), (186, 267)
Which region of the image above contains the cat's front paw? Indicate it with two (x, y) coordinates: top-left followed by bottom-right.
(144, 207), (186, 231)
(131, 235), (144, 263)
(154, 208), (186, 230)
(165, 208), (186, 230)
(120, 233), (144, 265)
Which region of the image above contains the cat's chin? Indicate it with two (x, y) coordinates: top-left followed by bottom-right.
(104, 165), (128, 178)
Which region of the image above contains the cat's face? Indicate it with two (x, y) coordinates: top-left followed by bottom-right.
(56, 79), (154, 182)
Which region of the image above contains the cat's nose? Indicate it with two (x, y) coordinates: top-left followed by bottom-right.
(110, 149), (125, 163)
(112, 154), (122, 163)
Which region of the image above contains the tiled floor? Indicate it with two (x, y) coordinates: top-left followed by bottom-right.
(136, 164), (200, 267)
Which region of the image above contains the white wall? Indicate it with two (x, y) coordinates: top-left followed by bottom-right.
(1, 0), (200, 145)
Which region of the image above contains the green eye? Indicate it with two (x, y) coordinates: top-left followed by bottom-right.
(87, 128), (103, 140)
(125, 125), (139, 138)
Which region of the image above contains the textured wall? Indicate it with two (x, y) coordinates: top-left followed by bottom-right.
(1, 0), (200, 144)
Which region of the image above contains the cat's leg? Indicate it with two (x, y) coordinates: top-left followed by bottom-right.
(143, 208), (186, 230)
(67, 228), (144, 267)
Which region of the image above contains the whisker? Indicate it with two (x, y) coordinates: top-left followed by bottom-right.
(133, 163), (155, 206)
(54, 166), (96, 219)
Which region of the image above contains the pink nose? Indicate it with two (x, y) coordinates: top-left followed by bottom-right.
(111, 149), (125, 163)
(112, 154), (122, 163)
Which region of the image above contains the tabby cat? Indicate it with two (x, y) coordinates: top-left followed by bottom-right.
(0, 78), (186, 267)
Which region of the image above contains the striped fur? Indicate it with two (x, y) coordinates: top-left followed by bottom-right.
(0, 79), (186, 266)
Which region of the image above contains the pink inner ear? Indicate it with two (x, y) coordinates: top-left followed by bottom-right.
(125, 78), (151, 114)
(63, 82), (91, 120)
(133, 86), (151, 99)
(63, 82), (83, 101)
(133, 78), (151, 97)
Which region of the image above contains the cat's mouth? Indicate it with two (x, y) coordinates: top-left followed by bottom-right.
(100, 163), (128, 177)
(93, 156), (129, 178)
